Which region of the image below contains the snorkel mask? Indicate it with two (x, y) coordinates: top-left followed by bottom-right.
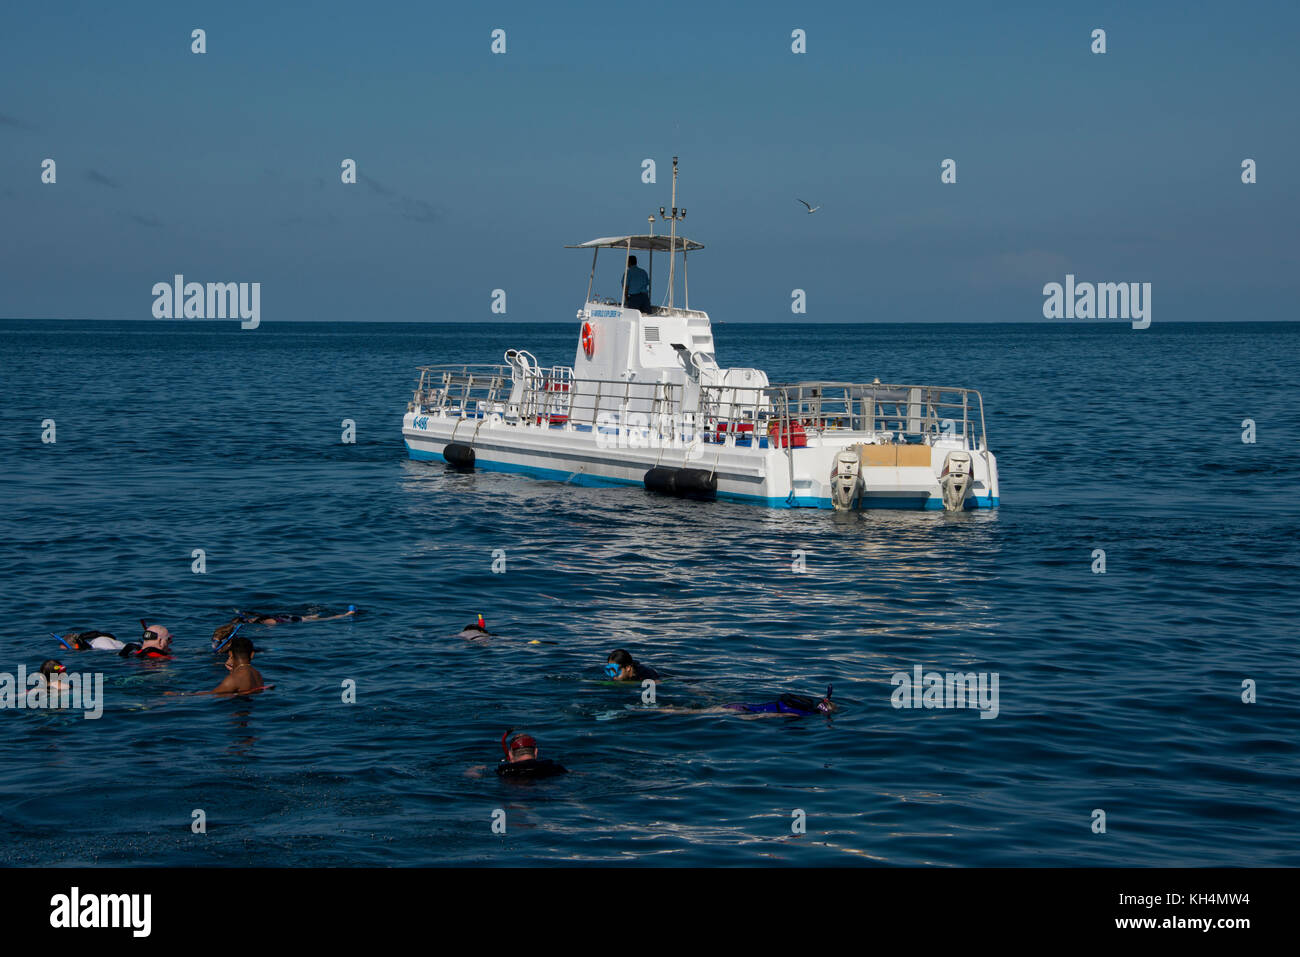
(816, 684), (834, 714)
(212, 622), (243, 653)
(500, 728), (538, 761)
(603, 663), (622, 678)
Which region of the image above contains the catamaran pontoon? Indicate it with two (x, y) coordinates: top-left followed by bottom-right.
(402, 159), (999, 511)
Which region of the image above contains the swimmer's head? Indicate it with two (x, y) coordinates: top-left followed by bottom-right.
(227, 635), (255, 664)
(211, 620), (241, 653)
(501, 728), (538, 762)
(606, 648), (636, 680)
(39, 659), (66, 679)
(816, 684), (836, 714)
(141, 622), (172, 648)
(59, 633), (92, 651)
(507, 735), (538, 761)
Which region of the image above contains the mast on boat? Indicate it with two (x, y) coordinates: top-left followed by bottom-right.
(660, 156), (686, 309)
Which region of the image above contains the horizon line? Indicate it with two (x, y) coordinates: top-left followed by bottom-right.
(2, 317), (1296, 326)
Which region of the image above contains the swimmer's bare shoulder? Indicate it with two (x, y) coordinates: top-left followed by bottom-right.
(211, 665), (265, 696)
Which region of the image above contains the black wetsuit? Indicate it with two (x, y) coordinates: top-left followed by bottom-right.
(727, 693), (826, 716)
(239, 612), (302, 623)
(496, 758), (568, 778)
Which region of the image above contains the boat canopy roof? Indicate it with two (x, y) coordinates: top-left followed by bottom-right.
(566, 234), (704, 252)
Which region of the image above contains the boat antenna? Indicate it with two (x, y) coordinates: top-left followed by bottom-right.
(661, 156), (686, 309)
(647, 214), (655, 303)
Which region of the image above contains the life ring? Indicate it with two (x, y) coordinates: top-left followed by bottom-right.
(581, 322), (595, 359)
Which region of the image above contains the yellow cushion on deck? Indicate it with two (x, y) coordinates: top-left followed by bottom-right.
(897, 445), (933, 467)
(858, 445), (896, 466)
(858, 444), (934, 467)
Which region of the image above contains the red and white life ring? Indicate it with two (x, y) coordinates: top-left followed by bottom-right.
(581, 322), (595, 359)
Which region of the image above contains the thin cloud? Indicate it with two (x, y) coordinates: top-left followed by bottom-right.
(0, 112), (38, 131)
(400, 197), (439, 224)
(125, 212), (163, 228)
(363, 175), (440, 225)
(86, 169), (119, 189)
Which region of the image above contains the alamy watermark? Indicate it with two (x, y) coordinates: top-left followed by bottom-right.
(1042, 274), (1150, 329)
(1, 666), (103, 719)
(152, 274), (260, 329)
(891, 665), (999, 719)
(594, 409), (706, 459)
(50, 887), (150, 936)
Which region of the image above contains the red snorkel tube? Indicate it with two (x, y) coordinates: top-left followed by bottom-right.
(501, 728), (539, 760)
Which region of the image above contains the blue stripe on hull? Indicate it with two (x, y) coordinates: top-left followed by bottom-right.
(405, 443), (998, 510)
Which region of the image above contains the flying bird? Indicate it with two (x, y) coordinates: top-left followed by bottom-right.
(797, 199), (822, 214)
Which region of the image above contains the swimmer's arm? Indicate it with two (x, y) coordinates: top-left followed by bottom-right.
(301, 609), (357, 622)
(188, 683), (272, 697)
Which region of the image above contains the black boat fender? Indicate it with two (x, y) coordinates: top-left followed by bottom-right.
(443, 443), (476, 470)
(643, 466), (716, 499)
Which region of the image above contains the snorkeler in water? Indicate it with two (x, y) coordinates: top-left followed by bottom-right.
(208, 636), (265, 695)
(53, 630), (125, 651)
(724, 685), (836, 716)
(457, 615), (494, 639)
(495, 728), (568, 778)
(39, 659), (70, 692)
(646, 685), (837, 718)
(118, 622), (175, 659)
(234, 606), (357, 626)
(604, 648), (660, 682)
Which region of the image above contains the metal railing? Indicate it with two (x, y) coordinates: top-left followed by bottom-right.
(756, 382), (986, 449)
(409, 365), (986, 451)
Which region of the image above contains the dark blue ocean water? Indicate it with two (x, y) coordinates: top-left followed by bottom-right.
(0, 319), (1296, 866)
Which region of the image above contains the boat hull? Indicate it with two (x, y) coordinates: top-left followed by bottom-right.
(402, 412), (999, 510)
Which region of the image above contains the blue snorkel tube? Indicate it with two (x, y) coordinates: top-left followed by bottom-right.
(212, 622), (243, 653)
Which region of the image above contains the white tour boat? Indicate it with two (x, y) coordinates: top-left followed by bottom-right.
(402, 159), (999, 511)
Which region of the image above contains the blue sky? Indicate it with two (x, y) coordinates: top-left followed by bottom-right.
(2, 0), (1297, 322)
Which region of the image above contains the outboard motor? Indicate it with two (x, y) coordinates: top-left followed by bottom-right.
(939, 451), (973, 511)
(830, 449), (863, 511)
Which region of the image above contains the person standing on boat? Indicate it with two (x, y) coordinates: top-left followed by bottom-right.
(623, 256), (651, 312)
